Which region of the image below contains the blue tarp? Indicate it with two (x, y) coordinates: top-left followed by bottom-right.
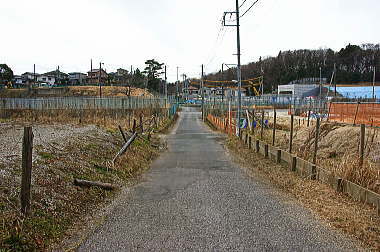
(329, 86), (380, 98)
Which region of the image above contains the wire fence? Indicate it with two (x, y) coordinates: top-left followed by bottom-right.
(328, 102), (380, 126)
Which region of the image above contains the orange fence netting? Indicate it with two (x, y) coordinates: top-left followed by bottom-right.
(328, 103), (380, 126)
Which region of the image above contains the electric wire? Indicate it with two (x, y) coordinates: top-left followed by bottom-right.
(239, 0), (248, 8)
(240, 0), (259, 18)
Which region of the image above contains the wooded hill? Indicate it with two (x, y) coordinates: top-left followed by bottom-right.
(204, 43), (380, 93)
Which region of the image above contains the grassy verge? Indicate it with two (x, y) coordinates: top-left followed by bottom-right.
(225, 136), (380, 250)
(0, 115), (176, 251)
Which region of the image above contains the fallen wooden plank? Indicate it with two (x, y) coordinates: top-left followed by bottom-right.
(74, 179), (118, 190)
(112, 132), (138, 163)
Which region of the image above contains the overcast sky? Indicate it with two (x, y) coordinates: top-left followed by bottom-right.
(1, 0), (379, 81)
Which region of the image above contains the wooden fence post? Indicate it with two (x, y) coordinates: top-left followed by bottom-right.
(289, 114), (294, 154)
(312, 118), (320, 164)
(272, 110), (276, 146)
(291, 156), (297, 172)
(251, 109), (255, 135)
(256, 140), (260, 153)
(132, 119), (136, 133)
(260, 111), (264, 139)
(359, 124), (365, 167)
(276, 149), (281, 164)
(248, 136), (252, 149)
(307, 109), (311, 127)
(139, 114), (143, 132)
(264, 144), (269, 158)
(311, 165), (317, 180)
(21, 127), (33, 216)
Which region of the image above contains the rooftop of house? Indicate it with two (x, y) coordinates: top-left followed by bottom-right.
(68, 72), (86, 75)
(88, 69), (107, 73)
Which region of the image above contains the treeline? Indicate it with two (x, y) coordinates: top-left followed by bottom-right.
(204, 43), (380, 93)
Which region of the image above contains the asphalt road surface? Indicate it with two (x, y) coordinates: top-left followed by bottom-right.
(79, 107), (357, 251)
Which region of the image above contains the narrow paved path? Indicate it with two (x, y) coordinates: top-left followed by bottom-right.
(79, 107), (357, 251)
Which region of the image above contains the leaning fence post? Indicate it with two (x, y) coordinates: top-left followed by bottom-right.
(21, 127), (33, 216)
(289, 114), (294, 153)
(312, 118), (320, 164)
(132, 119), (136, 133)
(139, 114), (143, 132)
(359, 124), (365, 167)
(272, 110), (276, 146)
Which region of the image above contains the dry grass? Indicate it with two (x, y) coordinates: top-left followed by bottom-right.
(226, 136), (380, 250)
(0, 110), (175, 251)
(68, 86), (152, 97)
(241, 115), (380, 194)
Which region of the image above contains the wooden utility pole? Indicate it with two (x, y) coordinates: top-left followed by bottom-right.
(201, 64), (205, 121)
(99, 62), (102, 98)
(21, 127), (33, 216)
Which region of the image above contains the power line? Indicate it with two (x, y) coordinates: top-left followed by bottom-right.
(239, 0), (248, 8)
(240, 0), (259, 18)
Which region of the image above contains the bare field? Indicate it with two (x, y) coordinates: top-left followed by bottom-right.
(0, 111), (172, 251)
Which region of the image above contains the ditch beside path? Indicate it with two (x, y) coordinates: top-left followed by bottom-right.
(79, 107), (358, 251)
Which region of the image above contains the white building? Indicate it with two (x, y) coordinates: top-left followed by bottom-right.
(278, 84), (319, 98)
(37, 75), (56, 85)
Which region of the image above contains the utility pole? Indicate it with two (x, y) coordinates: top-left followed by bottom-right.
(33, 64), (36, 87)
(223, 0), (242, 136)
(164, 65), (167, 100)
(373, 66), (376, 100)
(99, 62), (102, 98)
(319, 66), (322, 98)
(222, 64), (224, 103)
(235, 0), (242, 137)
(201, 64), (205, 121)
(176, 66), (179, 104)
(333, 63), (337, 97)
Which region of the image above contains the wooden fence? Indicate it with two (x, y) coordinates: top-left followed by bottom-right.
(0, 97), (171, 110)
(207, 114), (380, 215)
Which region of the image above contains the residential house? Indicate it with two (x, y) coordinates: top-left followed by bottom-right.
(68, 72), (87, 85)
(37, 74), (55, 85)
(87, 69), (108, 85)
(44, 70), (69, 84)
(13, 75), (25, 87)
(21, 72), (38, 82)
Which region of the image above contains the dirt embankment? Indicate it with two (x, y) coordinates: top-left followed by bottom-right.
(257, 115), (380, 194)
(0, 115), (174, 251)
